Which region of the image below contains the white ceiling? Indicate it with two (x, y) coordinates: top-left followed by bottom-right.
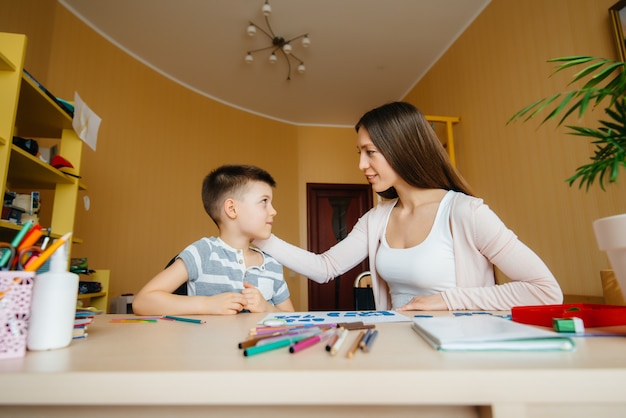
(59, 0), (490, 127)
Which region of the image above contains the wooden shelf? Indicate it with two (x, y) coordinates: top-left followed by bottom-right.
(1, 32), (88, 251)
(8, 144), (74, 189)
(77, 270), (110, 313)
(0, 49), (15, 71)
(15, 73), (73, 138)
(77, 292), (106, 300)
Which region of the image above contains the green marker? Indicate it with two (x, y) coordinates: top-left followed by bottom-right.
(243, 330), (320, 357)
(0, 220), (33, 268)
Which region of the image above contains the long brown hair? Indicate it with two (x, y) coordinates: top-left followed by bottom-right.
(355, 102), (473, 199)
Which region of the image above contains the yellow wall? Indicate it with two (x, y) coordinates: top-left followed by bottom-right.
(2, 0), (625, 309)
(405, 0), (626, 297)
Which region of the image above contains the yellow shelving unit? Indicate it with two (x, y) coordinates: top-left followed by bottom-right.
(0, 32), (83, 245)
(76, 270), (110, 313)
(1, 32), (106, 311)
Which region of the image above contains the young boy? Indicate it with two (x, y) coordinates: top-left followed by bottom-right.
(133, 164), (295, 315)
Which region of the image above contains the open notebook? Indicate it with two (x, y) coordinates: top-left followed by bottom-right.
(412, 315), (575, 352)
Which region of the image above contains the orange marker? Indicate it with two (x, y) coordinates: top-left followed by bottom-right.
(24, 232), (71, 272)
(12, 225), (43, 268)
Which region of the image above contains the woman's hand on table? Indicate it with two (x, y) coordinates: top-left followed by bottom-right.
(396, 293), (447, 311)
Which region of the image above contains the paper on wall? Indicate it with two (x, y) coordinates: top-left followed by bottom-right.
(72, 91), (101, 151)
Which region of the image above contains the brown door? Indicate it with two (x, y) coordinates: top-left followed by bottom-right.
(306, 183), (373, 311)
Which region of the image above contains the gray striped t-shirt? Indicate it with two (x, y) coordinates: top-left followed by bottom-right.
(178, 236), (290, 306)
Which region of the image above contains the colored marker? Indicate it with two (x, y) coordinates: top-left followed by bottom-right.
(161, 315), (205, 324)
(238, 332), (283, 349)
(0, 220), (33, 268)
(289, 329), (334, 354)
(325, 328), (340, 352)
(17, 224), (42, 252)
(24, 232), (71, 272)
(330, 328), (349, 356)
(250, 323), (334, 336)
(255, 328), (322, 347)
(359, 329), (373, 349)
(362, 329), (378, 352)
(244, 332), (316, 357)
(346, 330), (366, 359)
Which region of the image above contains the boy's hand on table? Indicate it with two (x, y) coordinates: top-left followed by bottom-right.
(207, 292), (248, 315)
(242, 282), (271, 313)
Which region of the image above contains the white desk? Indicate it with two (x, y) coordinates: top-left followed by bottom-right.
(1, 312), (625, 418)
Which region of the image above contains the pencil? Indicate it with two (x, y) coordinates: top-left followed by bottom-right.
(346, 330), (365, 359)
(161, 315), (205, 324)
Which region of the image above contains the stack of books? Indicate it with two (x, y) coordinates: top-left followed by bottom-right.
(73, 308), (102, 340)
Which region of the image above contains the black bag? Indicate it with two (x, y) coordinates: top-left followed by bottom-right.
(354, 272), (375, 310)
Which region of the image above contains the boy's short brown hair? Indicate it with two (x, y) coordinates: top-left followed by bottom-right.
(202, 164), (276, 226)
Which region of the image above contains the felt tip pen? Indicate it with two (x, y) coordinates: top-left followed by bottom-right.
(238, 332), (283, 349)
(0, 220), (33, 268)
(360, 329), (374, 349)
(289, 329), (334, 354)
(362, 329), (378, 353)
(252, 325), (332, 345)
(325, 328), (340, 352)
(251, 323), (336, 335)
(24, 232), (71, 272)
(17, 224), (42, 252)
(330, 328), (349, 356)
(243, 332), (316, 357)
(255, 328), (322, 347)
(161, 315), (205, 324)
(346, 330), (366, 359)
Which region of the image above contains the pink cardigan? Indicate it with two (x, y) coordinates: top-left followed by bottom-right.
(255, 191), (563, 310)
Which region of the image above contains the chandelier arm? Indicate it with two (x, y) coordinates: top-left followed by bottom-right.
(285, 33), (308, 43)
(288, 52), (304, 64)
(250, 21), (274, 41)
(247, 44), (280, 54)
(279, 48), (292, 80)
(264, 15), (277, 39)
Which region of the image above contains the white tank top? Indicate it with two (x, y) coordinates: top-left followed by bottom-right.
(375, 190), (456, 308)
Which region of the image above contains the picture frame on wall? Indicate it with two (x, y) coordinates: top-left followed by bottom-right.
(610, 0), (626, 61)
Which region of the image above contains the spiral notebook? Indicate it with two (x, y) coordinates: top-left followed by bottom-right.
(411, 315), (575, 352)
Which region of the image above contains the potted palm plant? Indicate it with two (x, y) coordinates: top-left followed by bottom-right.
(509, 56), (626, 299)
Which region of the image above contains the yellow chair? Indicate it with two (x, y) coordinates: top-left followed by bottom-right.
(601, 270), (626, 305)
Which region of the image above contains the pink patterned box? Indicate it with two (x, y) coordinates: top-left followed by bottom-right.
(0, 271), (35, 359)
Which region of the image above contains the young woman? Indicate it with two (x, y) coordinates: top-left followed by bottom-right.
(255, 102), (562, 311)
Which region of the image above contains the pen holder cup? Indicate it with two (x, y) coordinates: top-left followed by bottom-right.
(0, 271), (35, 359)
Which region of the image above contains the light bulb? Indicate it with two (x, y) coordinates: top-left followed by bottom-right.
(302, 36), (310, 47)
(245, 53), (254, 63)
(297, 63), (306, 74)
(247, 24), (256, 36)
(268, 53), (278, 63)
(283, 43), (292, 54)
(262, 2), (271, 16)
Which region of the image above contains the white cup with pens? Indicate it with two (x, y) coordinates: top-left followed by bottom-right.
(27, 232), (79, 351)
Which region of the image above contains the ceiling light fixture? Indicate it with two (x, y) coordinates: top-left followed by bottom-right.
(245, 0), (310, 81)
